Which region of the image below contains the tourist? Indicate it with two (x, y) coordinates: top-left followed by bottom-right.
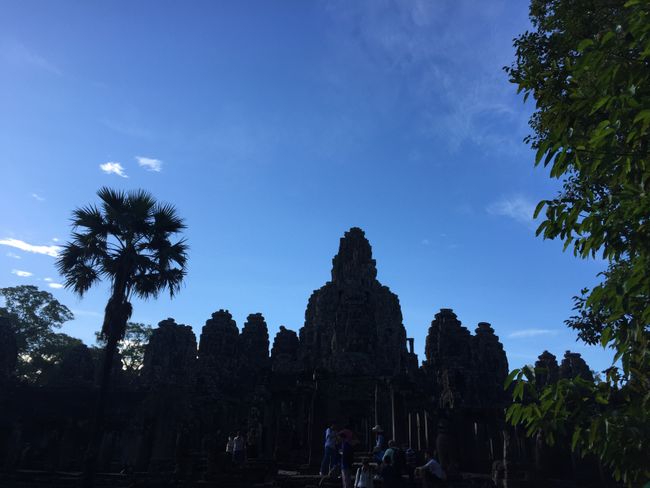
(404, 445), (417, 487)
(320, 423), (338, 476)
(232, 431), (246, 466)
(371, 425), (385, 463)
(340, 431), (354, 488)
(379, 456), (400, 488)
(354, 458), (374, 488)
(416, 450), (446, 487)
(225, 435), (234, 454)
(382, 440), (397, 466)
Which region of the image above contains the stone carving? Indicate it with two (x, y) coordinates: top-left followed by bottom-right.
(535, 350), (559, 388)
(298, 227), (407, 376)
(197, 309), (240, 390)
(423, 309), (473, 408)
(472, 322), (509, 407)
(559, 351), (593, 381)
(271, 325), (299, 373)
(240, 313), (270, 378)
(142, 318), (197, 387)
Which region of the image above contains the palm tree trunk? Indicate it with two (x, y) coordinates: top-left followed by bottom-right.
(82, 328), (119, 487)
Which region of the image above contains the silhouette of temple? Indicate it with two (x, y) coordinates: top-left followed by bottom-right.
(0, 227), (597, 485)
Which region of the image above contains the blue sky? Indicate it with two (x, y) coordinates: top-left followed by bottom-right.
(1, 1), (611, 372)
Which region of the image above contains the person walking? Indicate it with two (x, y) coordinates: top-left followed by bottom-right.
(232, 431), (246, 467)
(404, 445), (417, 487)
(380, 456), (400, 488)
(354, 458), (374, 488)
(320, 423), (338, 476)
(340, 431), (354, 488)
(416, 450), (446, 488)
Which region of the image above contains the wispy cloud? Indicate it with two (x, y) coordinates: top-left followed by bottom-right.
(100, 118), (153, 140)
(508, 328), (558, 339)
(48, 283), (64, 289)
(71, 309), (101, 317)
(44, 277), (53, 282)
(136, 156), (162, 172)
(487, 195), (537, 228)
(322, 0), (530, 153)
(6, 252), (21, 259)
(421, 239), (430, 246)
(0, 238), (61, 257)
(11, 269), (33, 277)
(1, 41), (62, 76)
(99, 162), (128, 178)
(31, 193), (45, 202)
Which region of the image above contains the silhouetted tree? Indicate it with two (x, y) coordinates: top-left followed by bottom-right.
(56, 187), (188, 486)
(0, 285), (77, 383)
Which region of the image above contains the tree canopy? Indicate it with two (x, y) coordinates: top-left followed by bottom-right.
(504, 0), (649, 484)
(95, 322), (153, 373)
(0, 285), (79, 383)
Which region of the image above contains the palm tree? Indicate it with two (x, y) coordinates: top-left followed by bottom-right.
(56, 187), (188, 485)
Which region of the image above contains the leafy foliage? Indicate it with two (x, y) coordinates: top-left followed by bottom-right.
(505, 0), (650, 484)
(57, 187), (188, 342)
(95, 322), (153, 373)
(0, 285), (78, 383)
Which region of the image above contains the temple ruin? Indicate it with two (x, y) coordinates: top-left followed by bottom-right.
(0, 227), (600, 486)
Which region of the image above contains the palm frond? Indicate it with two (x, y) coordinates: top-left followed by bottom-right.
(152, 203), (187, 233)
(71, 205), (106, 233)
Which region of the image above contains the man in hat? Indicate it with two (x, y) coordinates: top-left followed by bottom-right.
(371, 425), (386, 463)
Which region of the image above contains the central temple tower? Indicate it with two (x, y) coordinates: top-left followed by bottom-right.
(298, 227), (410, 376)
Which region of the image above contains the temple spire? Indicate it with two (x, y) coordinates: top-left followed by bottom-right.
(331, 227), (377, 286)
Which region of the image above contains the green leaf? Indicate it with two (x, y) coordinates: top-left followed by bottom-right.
(505, 369), (521, 389)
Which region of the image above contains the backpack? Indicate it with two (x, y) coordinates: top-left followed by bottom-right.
(393, 447), (406, 474)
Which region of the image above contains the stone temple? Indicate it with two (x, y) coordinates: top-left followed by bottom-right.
(0, 227), (598, 486)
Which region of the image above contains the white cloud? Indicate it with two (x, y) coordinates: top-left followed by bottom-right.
(44, 277), (53, 282)
(486, 195), (537, 228)
(99, 162), (128, 178)
(1, 41), (63, 76)
(0, 238), (61, 257)
(48, 283), (64, 289)
(508, 328), (558, 339)
(11, 269), (33, 277)
(52, 237), (59, 242)
(31, 193), (45, 201)
(136, 156), (162, 172)
(71, 309), (101, 317)
(6, 252), (21, 259)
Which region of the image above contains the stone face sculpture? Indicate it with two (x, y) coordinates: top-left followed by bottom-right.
(298, 227), (407, 376)
(423, 309), (473, 408)
(535, 350), (560, 388)
(271, 325), (299, 373)
(240, 313), (270, 377)
(559, 351), (593, 381)
(197, 310), (240, 390)
(472, 322), (509, 407)
(142, 318), (197, 387)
